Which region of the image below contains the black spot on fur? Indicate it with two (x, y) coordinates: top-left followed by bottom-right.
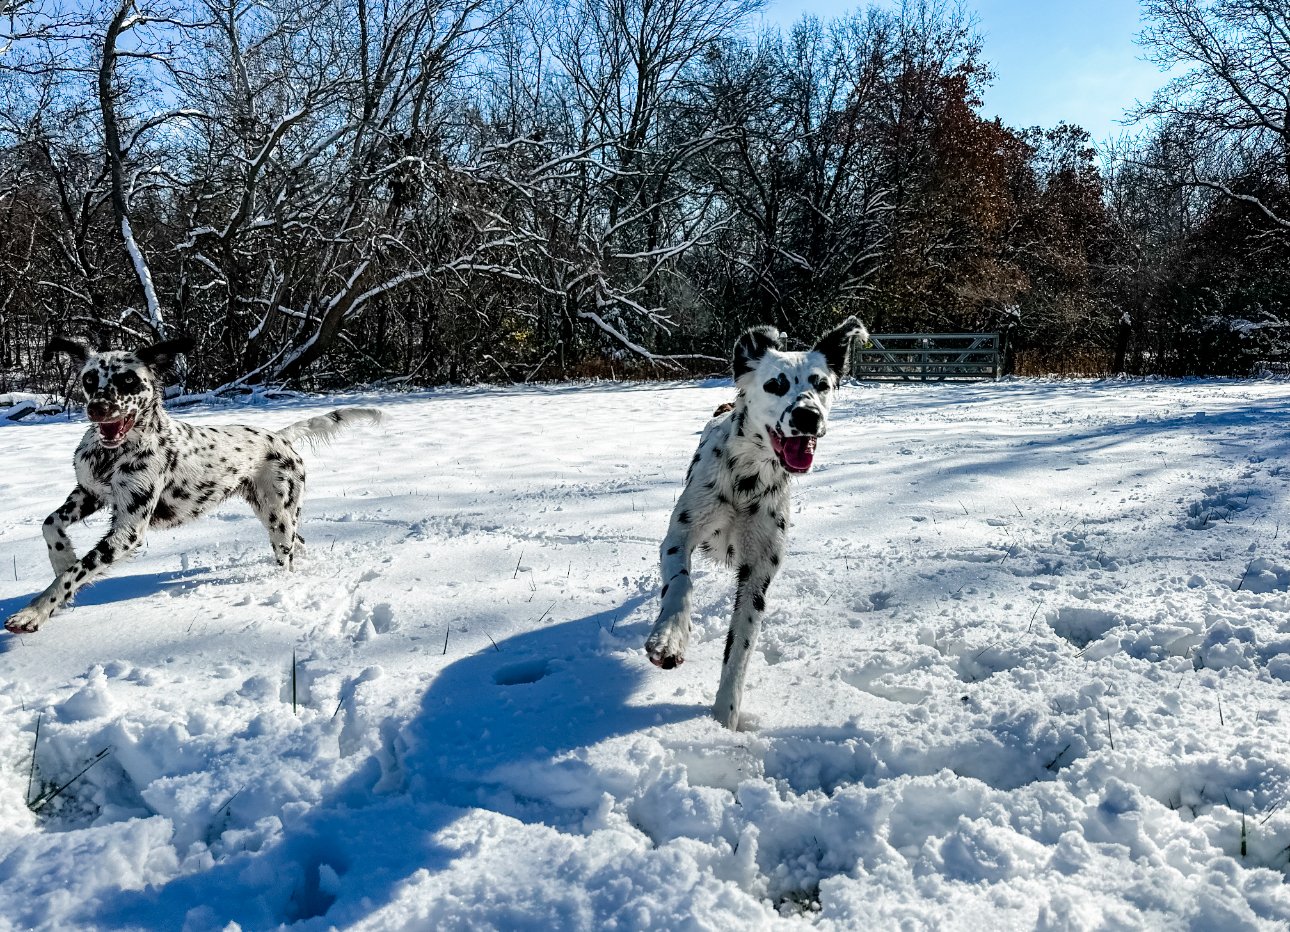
(738, 563), (752, 584)
(54, 542), (65, 551)
(661, 584), (669, 597)
(677, 510), (690, 525)
(666, 546), (679, 555)
(724, 629), (734, 664)
(753, 594), (765, 611)
(736, 474), (759, 494)
(775, 514), (787, 531)
(763, 373), (790, 396)
(127, 487), (155, 514)
(44, 516), (53, 526)
(153, 499), (175, 522)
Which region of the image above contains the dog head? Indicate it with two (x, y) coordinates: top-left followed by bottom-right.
(731, 316), (868, 473)
(46, 335), (194, 449)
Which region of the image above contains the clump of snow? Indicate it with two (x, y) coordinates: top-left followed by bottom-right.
(1, 379), (1290, 929)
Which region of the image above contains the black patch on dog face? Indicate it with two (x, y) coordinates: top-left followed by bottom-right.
(762, 374), (790, 396)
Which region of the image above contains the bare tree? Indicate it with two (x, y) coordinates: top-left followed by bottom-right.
(1136, 0), (1290, 229)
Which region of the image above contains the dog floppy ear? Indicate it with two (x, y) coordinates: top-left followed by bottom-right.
(136, 335), (195, 372)
(813, 316), (868, 376)
(44, 336), (93, 365)
(732, 326), (783, 380)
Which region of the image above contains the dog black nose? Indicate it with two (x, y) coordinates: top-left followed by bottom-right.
(87, 400), (114, 421)
(790, 406), (821, 435)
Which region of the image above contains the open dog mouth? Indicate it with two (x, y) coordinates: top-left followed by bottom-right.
(92, 414), (136, 448)
(769, 426), (817, 473)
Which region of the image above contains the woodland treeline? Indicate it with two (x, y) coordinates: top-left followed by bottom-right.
(1, 0), (1288, 391)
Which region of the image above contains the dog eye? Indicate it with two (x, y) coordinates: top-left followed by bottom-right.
(81, 374), (97, 391)
(762, 374), (789, 396)
(116, 372), (140, 390)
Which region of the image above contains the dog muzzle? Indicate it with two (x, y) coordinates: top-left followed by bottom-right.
(769, 427), (817, 473)
(91, 414), (136, 448)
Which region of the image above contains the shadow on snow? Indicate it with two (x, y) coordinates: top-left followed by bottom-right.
(91, 594), (704, 930)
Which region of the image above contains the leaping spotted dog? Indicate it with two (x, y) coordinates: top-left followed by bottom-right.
(645, 317), (868, 729)
(4, 336), (380, 633)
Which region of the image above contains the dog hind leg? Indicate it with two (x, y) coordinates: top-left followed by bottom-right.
(248, 454), (305, 570)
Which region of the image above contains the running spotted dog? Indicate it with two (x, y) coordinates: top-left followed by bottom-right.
(4, 336), (380, 633)
(645, 317), (867, 729)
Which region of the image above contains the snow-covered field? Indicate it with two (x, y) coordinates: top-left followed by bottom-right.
(2, 378), (1290, 930)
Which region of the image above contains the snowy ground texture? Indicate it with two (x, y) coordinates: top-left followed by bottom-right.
(2, 378), (1290, 931)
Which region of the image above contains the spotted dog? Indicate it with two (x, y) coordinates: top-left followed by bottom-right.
(645, 317), (867, 729)
(4, 336), (380, 633)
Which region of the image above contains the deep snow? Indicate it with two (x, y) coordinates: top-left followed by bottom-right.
(1, 378), (1289, 931)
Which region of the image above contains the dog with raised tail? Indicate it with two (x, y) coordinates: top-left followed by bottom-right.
(645, 317), (868, 729)
(4, 335), (381, 633)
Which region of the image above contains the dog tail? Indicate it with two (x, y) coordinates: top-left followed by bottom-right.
(278, 408), (382, 446)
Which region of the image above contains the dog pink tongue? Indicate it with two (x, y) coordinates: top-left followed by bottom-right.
(782, 436), (816, 472)
(97, 419), (130, 444)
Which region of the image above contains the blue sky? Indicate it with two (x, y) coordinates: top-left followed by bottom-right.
(759, 0), (1167, 146)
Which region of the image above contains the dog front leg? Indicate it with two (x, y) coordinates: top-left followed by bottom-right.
(41, 486), (103, 575)
(6, 492), (154, 633)
(713, 555), (780, 730)
(645, 505), (697, 668)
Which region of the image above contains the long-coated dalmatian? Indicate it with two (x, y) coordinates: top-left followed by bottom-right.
(4, 336), (380, 633)
(645, 316), (868, 729)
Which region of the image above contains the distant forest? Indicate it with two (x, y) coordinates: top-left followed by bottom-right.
(2, 0), (1289, 391)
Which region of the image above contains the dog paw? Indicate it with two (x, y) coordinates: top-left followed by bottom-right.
(712, 702), (740, 730)
(5, 607), (48, 633)
(645, 619), (689, 669)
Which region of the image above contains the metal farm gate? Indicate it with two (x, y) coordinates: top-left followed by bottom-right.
(853, 333), (1001, 381)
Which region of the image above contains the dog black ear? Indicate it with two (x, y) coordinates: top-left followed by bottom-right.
(136, 335), (195, 372)
(732, 326), (783, 379)
(813, 316), (869, 376)
(44, 336), (93, 365)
